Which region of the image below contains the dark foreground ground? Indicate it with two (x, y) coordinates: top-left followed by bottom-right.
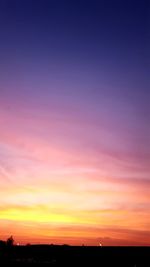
(0, 245), (149, 266)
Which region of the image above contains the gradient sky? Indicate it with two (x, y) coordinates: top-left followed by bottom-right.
(0, 0), (149, 246)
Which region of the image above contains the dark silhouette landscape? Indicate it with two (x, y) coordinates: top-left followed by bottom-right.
(0, 237), (149, 266)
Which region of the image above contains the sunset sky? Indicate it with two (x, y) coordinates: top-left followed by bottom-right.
(0, 0), (149, 246)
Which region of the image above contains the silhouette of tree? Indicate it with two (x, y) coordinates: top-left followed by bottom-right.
(6, 236), (14, 247)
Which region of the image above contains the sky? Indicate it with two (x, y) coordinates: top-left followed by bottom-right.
(0, 0), (149, 246)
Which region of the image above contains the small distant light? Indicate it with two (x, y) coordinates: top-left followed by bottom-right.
(99, 243), (102, 247)
(17, 243), (20, 246)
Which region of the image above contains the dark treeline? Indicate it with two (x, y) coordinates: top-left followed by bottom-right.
(0, 237), (149, 266)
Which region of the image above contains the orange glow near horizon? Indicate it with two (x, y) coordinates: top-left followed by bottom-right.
(0, 76), (150, 246)
(0, 106), (149, 246)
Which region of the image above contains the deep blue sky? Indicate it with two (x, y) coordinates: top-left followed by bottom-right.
(0, 0), (149, 145)
(0, 0), (149, 130)
(0, 0), (149, 132)
(0, 0), (149, 89)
